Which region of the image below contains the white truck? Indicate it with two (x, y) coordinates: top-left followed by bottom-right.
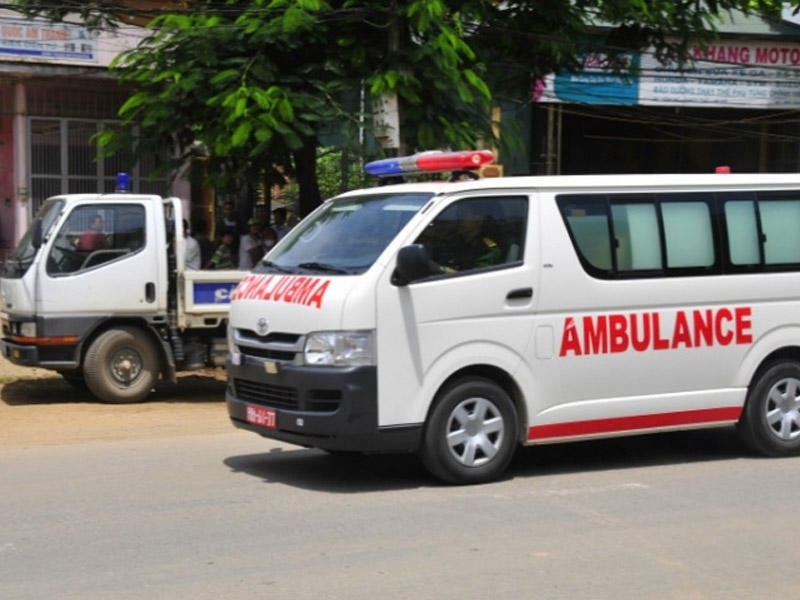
(0, 190), (246, 403)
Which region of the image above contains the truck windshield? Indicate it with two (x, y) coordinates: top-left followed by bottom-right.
(260, 192), (432, 274)
(3, 198), (64, 279)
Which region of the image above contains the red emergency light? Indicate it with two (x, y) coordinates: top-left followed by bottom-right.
(364, 150), (495, 177)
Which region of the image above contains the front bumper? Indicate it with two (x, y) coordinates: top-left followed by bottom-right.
(0, 339), (42, 366)
(226, 357), (421, 454)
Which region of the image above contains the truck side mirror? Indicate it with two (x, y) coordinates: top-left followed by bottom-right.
(391, 244), (431, 286)
(32, 219), (43, 249)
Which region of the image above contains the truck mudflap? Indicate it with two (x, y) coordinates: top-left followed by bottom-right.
(225, 361), (422, 454)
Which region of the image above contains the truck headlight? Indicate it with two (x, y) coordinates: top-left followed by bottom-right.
(304, 330), (375, 367)
(19, 322), (37, 338)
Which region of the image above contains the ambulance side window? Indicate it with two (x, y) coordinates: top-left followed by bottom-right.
(724, 193), (800, 268)
(46, 204), (146, 276)
(559, 193), (716, 278)
(415, 196), (527, 274)
(759, 198), (800, 264)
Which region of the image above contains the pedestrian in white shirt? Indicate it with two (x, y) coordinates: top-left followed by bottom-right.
(238, 218), (264, 270)
(183, 219), (201, 270)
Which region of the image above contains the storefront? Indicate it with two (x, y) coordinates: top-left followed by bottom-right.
(528, 11), (800, 177)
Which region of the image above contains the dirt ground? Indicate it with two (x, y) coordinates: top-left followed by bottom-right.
(0, 354), (232, 449)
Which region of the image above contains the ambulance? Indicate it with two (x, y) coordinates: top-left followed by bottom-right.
(225, 150), (800, 484)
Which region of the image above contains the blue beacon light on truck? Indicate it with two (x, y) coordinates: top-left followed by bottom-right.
(115, 172), (131, 193)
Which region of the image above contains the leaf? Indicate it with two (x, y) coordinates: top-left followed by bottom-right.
(210, 69), (242, 86)
(231, 121), (253, 147)
(233, 95), (248, 118)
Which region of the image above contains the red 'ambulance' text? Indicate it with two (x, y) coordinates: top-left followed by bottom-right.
(559, 306), (753, 357)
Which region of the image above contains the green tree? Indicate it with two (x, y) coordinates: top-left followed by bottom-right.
(12, 0), (789, 216)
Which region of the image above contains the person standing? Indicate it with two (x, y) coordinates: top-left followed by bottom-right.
(216, 201), (242, 263)
(183, 219), (201, 270)
(206, 230), (236, 269)
(192, 219), (214, 268)
(238, 218), (264, 270)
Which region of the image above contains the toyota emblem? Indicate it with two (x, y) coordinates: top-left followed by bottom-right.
(256, 317), (269, 336)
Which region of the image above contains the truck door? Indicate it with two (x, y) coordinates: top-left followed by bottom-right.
(40, 200), (164, 316)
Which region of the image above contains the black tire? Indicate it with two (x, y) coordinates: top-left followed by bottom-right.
(83, 327), (158, 404)
(420, 377), (518, 485)
(738, 360), (800, 456)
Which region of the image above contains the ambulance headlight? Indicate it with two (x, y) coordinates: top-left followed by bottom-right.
(303, 330), (375, 367)
(227, 324), (241, 366)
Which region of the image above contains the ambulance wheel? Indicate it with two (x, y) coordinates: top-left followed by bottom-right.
(84, 327), (158, 404)
(738, 360), (800, 457)
(421, 377), (518, 485)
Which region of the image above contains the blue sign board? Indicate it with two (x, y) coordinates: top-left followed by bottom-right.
(192, 282), (239, 305)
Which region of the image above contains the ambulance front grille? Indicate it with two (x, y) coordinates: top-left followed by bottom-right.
(234, 379), (342, 413)
(235, 379), (298, 409)
(241, 346), (296, 361)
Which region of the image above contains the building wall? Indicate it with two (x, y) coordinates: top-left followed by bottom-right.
(0, 108), (14, 249)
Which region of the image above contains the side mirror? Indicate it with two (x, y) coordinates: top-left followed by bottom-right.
(392, 244), (431, 286)
(32, 219), (43, 249)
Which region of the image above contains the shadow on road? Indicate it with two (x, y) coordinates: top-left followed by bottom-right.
(224, 447), (433, 492)
(224, 426), (751, 493)
(510, 426), (748, 477)
(1, 371), (227, 406)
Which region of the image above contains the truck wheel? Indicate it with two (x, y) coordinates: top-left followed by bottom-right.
(738, 360), (800, 456)
(83, 327), (158, 404)
(421, 377), (518, 485)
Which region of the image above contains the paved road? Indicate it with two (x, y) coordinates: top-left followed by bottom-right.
(2, 372), (800, 599)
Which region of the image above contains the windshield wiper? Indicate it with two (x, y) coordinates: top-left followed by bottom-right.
(261, 260), (295, 274)
(297, 262), (350, 274)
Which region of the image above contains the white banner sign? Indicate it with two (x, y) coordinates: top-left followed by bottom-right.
(0, 18), (97, 63)
(539, 39), (800, 109)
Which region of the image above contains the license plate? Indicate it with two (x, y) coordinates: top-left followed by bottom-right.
(245, 405), (277, 429)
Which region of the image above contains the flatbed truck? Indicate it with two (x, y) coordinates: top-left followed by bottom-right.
(1, 190), (245, 403)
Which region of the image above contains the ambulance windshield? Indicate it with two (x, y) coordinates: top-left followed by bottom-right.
(259, 192), (432, 275)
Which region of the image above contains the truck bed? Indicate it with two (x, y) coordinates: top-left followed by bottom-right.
(179, 269), (247, 329)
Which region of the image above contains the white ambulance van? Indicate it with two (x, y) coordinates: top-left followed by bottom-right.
(225, 150), (800, 484)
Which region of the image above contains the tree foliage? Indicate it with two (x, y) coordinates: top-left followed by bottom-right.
(11, 0), (790, 215)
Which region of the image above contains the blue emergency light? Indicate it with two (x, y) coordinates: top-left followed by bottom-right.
(115, 172), (131, 193)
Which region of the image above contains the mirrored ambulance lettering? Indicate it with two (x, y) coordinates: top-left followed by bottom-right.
(231, 274), (331, 309)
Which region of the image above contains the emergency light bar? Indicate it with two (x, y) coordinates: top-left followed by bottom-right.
(364, 150), (495, 177)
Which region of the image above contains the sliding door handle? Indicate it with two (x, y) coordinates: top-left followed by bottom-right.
(506, 287), (533, 300)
